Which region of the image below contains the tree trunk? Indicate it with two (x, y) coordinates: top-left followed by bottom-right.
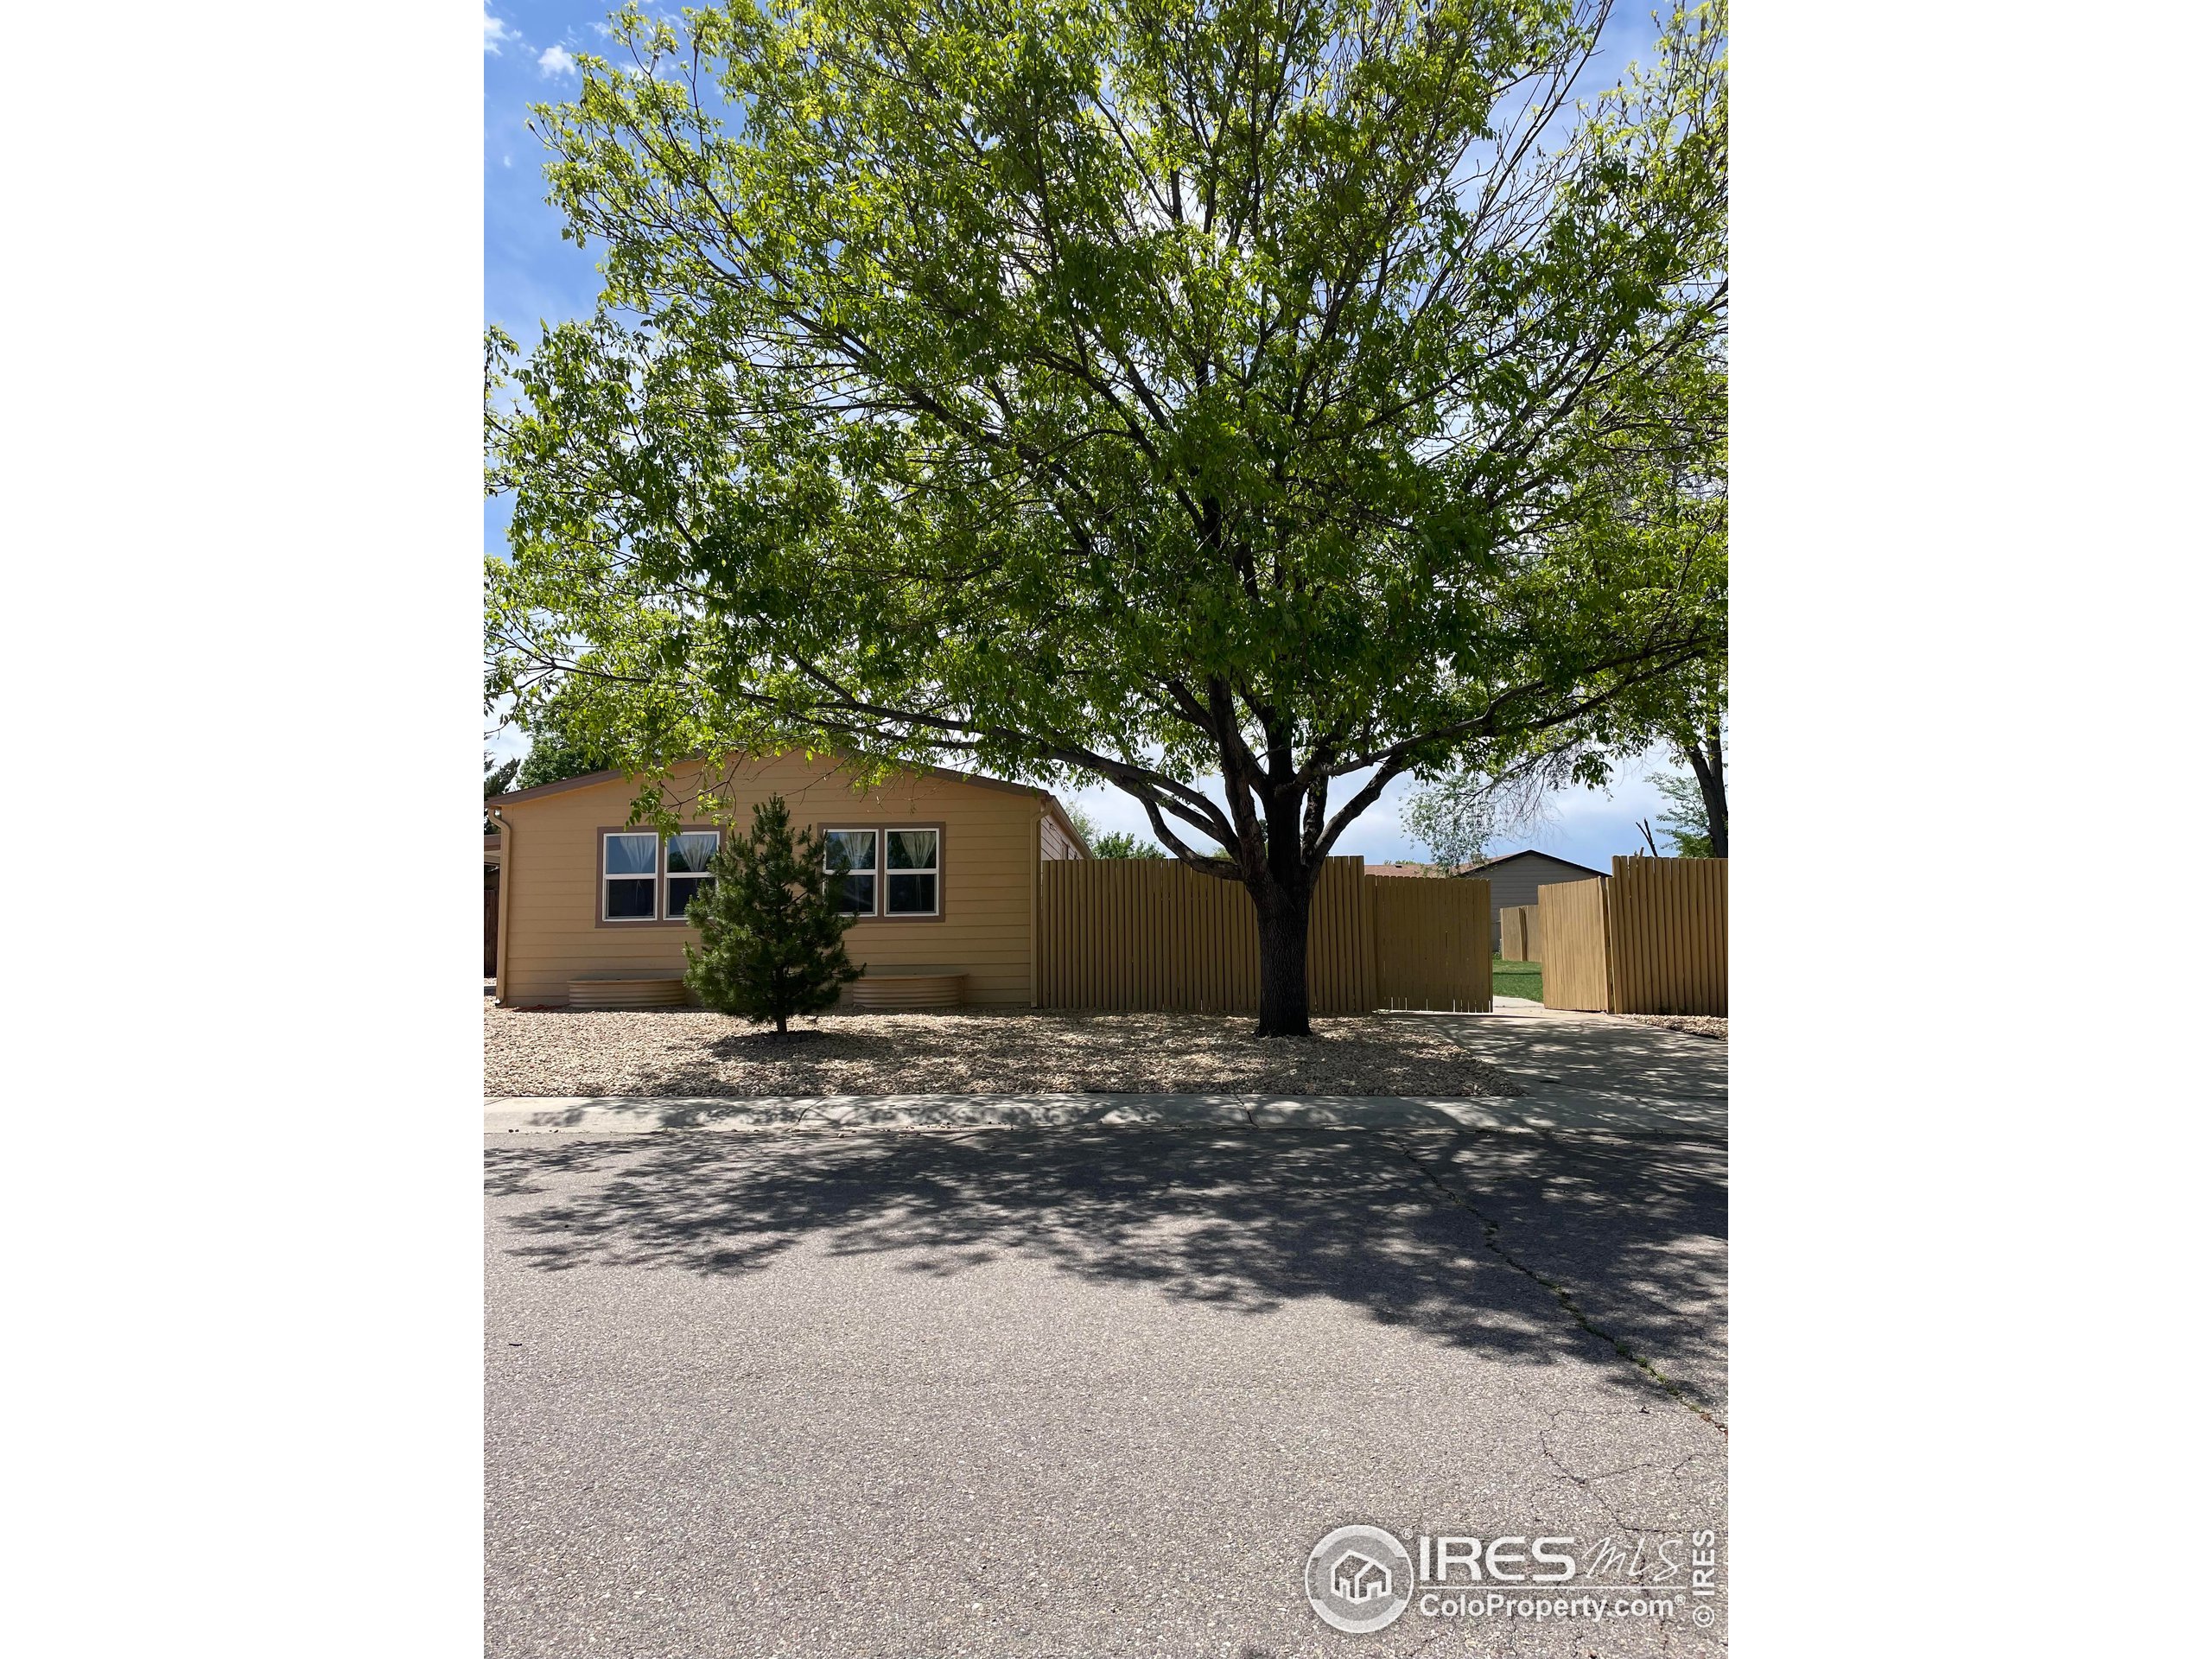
(1250, 874), (1314, 1038)
(1685, 723), (1727, 859)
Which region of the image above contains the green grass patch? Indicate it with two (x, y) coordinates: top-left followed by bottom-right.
(1492, 957), (1542, 1002)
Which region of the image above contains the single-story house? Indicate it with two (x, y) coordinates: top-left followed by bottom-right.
(1454, 849), (1608, 950)
(1363, 861), (1465, 879)
(486, 752), (1091, 1008)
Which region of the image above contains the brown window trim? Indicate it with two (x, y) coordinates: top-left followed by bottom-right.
(816, 820), (947, 924)
(594, 823), (719, 929)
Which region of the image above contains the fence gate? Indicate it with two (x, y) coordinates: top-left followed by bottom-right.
(1370, 876), (1492, 1011)
(1538, 879), (1612, 1010)
(1536, 858), (1727, 1014)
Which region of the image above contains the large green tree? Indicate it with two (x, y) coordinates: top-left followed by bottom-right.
(487, 0), (1727, 1034)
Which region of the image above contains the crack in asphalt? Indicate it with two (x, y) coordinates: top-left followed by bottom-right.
(1537, 1416), (1712, 1537)
(1540, 1427), (1648, 1538)
(1393, 1137), (1727, 1436)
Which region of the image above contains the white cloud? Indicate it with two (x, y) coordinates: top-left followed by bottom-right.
(537, 45), (578, 78)
(484, 10), (518, 54)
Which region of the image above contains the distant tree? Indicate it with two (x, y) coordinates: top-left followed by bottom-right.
(1650, 747), (1721, 858)
(499, 677), (628, 791)
(1091, 830), (1168, 860)
(682, 794), (864, 1034)
(1399, 781), (1496, 871)
(513, 727), (618, 791)
(1064, 804), (1166, 857)
(484, 753), (520, 832)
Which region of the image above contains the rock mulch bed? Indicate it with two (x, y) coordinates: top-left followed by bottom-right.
(1618, 1014), (1727, 1040)
(485, 1005), (1521, 1098)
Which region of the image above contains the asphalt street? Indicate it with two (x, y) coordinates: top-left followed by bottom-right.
(485, 1012), (1727, 1657)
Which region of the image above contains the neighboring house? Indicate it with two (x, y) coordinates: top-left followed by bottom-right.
(1455, 849), (1608, 950)
(484, 833), (503, 978)
(1363, 861), (1465, 879)
(486, 752), (1091, 1008)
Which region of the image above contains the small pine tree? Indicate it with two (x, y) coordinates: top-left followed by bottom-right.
(682, 795), (864, 1034)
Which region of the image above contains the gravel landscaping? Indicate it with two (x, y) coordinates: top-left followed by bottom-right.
(486, 1004), (1522, 1098)
(1619, 1014), (1728, 1040)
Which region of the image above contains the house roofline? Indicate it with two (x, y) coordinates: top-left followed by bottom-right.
(1039, 794), (1091, 858)
(1456, 849), (1609, 880)
(488, 752), (1091, 856)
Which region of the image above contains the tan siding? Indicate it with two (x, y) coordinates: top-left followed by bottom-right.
(1039, 816), (1082, 861)
(497, 754), (1051, 1007)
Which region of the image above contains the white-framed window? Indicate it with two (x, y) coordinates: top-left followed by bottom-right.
(824, 829), (878, 915)
(821, 825), (940, 918)
(884, 828), (940, 916)
(664, 830), (720, 918)
(602, 831), (660, 921)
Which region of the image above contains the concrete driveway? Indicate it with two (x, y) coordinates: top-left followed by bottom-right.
(485, 1007), (1726, 1656)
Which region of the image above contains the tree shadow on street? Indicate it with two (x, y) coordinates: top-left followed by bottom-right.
(486, 1125), (1726, 1399)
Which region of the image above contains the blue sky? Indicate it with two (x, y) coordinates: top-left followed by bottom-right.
(483, 2), (1695, 869)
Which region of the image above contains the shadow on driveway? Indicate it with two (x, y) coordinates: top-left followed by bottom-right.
(1412, 1009), (1729, 1100)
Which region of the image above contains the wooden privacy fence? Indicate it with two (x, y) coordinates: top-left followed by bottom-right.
(1609, 855), (1728, 1014)
(1498, 904), (1541, 962)
(1537, 856), (1727, 1014)
(1037, 857), (1491, 1014)
(1537, 878), (1612, 1011)
(1370, 876), (1492, 1012)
